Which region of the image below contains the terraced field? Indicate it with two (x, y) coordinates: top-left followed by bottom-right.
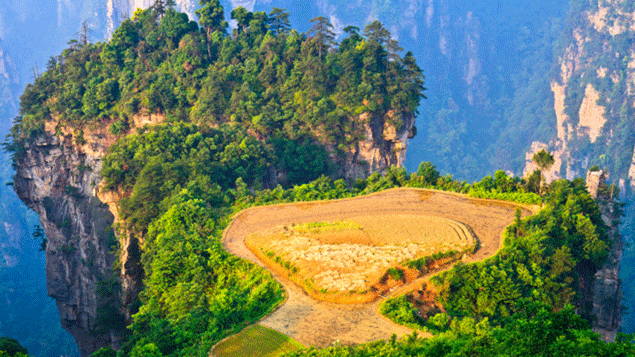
(246, 215), (474, 301)
(222, 188), (534, 348)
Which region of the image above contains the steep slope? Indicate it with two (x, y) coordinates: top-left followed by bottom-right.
(524, 0), (635, 192)
(8, 5), (423, 354)
(13, 119), (126, 355)
(0, 42), (79, 356)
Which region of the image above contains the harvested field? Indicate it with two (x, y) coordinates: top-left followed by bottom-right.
(246, 215), (474, 298)
(222, 188), (534, 348)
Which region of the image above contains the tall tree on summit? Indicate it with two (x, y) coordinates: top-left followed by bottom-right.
(363, 20), (391, 81)
(308, 16), (336, 59)
(268, 8), (290, 36)
(363, 20), (391, 47)
(231, 7), (252, 35)
(340, 26), (362, 52)
(153, 0), (167, 18)
(196, 0), (227, 57)
(403, 51), (426, 109)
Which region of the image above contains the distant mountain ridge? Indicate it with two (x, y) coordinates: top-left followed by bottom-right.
(1, 0), (634, 355)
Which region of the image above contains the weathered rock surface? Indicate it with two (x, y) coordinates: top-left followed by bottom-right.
(12, 110), (410, 355)
(524, 0), (635, 187)
(586, 170), (623, 341)
(12, 115), (164, 356)
(520, 1), (632, 337)
(14, 125), (120, 356)
(342, 111), (416, 180)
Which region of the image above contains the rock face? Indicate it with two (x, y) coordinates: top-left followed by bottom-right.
(12, 115), (164, 356)
(12, 110), (409, 355)
(14, 125), (121, 356)
(518, 0), (634, 339)
(524, 0), (635, 189)
(586, 170), (623, 341)
(342, 111), (416, 180)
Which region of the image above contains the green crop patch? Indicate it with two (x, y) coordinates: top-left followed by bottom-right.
(213, 324), (303, 357)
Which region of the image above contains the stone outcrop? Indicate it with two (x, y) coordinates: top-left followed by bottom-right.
(12, 114), (164, 356)
(12, 110), (410, 355)
(586, 170), (623, 341)
(523, 0), (635, 189)
(342, 111), (416, 180)
(14, 124), (120, 356)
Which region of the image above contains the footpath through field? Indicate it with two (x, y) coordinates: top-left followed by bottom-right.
(222, 188), (534, 348)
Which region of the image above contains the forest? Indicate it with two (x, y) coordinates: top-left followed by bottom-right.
(8, 0), (424, 177)
(2, 0), (633, 356)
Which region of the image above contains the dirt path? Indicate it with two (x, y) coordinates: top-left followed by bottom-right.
(222, 188), (534, 347)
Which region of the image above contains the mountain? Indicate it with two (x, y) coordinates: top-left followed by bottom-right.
(0, 0), (633, 355)
(0, 30), (78, 357)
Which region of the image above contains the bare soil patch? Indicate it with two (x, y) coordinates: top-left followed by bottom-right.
(222, 188), (533, 348)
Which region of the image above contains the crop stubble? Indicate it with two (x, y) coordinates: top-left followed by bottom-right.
(223, 188), (533, 348)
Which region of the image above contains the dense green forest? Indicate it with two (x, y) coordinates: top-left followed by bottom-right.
(8, 0), (423, 178)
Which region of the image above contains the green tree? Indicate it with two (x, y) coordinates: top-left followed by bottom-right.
(417, 161), (440, 185)
(90, 347), (116, 357)
(363, 20), (391, 46)
(0, 337), (28, 356)
(532, 149), (555, 195)
(339, 26), (362, 52)
(152, 0), (167, 19)
(196, 0), (227, 57)
(308, 16), (336, 59)
(231, 7), (252, 34)
(268, 8), (290, 35)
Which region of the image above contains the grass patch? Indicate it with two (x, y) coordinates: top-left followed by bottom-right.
(292, 220), (362, 234)
(213, 324), (303, 357)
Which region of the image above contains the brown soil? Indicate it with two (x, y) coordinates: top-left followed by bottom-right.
(222, 188), (534, 348)
(246, 215), (473, 303)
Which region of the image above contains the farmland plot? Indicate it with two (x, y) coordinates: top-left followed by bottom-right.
(222, 188), (533, 347)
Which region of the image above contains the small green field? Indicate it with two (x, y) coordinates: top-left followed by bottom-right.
(213, 324), (304, 357)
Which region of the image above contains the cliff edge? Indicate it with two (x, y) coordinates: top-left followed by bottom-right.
(12, 111), (411, 356)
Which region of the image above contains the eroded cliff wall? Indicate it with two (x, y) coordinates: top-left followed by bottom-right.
(12, 111), (410, 355)
(586, 170), (623, 341)
(342, 111), (416, 179)
(12, 114), (165, 356)
(14, 121), (124, 356)
(524, 0), (635, 192)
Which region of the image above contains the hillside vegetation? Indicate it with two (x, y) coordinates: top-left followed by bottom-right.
(4, 1), (631, 356)
(8, 1), (424, 184)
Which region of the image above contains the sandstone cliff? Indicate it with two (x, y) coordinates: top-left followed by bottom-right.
(519, 0), (635, 338)
(12, 114), (164, 356)
(342, 111), (416, 179)
(524, 0), (635, 194)
(12, 111), (411, 356)
(586, 170), (623, 341)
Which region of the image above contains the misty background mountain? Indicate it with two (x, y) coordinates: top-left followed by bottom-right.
(0, 0), (632, 355)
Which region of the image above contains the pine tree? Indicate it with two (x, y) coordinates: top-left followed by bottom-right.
(196, 0), (227, 57)
(308, 16), (336, 59)
(153, 0), (166, 19)
(268, 7), (290, 35)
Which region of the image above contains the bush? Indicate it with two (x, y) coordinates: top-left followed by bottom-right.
(0, 337), (28, 356)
